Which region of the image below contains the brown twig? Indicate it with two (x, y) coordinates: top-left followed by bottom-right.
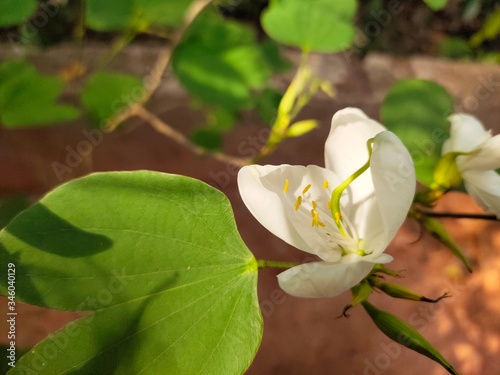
(135, 106), (249, 168)
(105, 0), (213, 132)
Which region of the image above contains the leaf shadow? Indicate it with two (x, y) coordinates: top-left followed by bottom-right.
(6, 204), (113, 258)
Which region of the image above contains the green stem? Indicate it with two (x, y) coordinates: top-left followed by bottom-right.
(331, 139), (374, 234)
(257, 260), (299, 269)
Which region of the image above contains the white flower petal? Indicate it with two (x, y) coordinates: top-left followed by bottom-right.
(367, 131), (416, 253)
(444, 114), (491, 154)
(238, 164), (345, 261)
(277, 253), (391, 298)
(325, 108), (385, 206)
(463, 170), (500, 218)
(459, 135), (500, 171)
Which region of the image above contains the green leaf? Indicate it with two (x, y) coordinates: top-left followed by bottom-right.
(85, 0), (137, 31)
(81, 72), (143, 127)
(423, 0), (449, 11)
(0, 60), (80, 128)
(380, 79), (454, 186)
(191, 128), (223, 150)
(469, 7), (500, 47)
(255, 88), (282, 124)
(0, 194), (30, 229)
(362, 301), (460, 375)
(173, 11), (271, 110)
(438, 37), (473, 59)
(0, 0), (37, 27)
(261, 0), (357, 53)
(86, 0), (193, 31)
(0, 171), (262, 374)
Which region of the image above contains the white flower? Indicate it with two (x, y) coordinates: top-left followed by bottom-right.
(238, 108), (416, 298)
(442, 114), (500, 218)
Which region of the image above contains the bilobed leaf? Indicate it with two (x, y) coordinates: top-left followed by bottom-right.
(172, 11), (272, 110)
(81, 72), (143, 127)
(0, 0), (37, 27)
(261, 0), (357, 52)
(380, 79), (454, 186)
(0, 171), (262, 374)
(362, 302), (459, 375)
(0, 60), (79, 128)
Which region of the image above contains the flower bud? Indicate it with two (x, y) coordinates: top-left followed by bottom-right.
(433, 153), (462, 189)
(362, 301), (459, 375)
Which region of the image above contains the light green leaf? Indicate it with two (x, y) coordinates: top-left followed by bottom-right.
(0, 60), (79, 128)
(261, 0), (357, 53)
(423, 0), (449, 11)
(81, 72), (143, 127)
(362, 301), (459, 375)
(0, 171), (262, 374)
(173, 11), (271, 110)
(191, 128), (223, 150)
(380, 79), (454, 186)
(469, 7), (500, 47)
(0, 0), (37, 27)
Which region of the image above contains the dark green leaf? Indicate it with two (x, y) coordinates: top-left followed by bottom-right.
(0, 171), (261, 374)
(0, 0), (37, 27)
(380, 79), (454, 186)
(261, 0), (357, 52)
(191, 128), (223, 150)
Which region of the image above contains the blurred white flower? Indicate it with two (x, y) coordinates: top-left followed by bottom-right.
(238, 108), (415, 298)
(441, 114), (500, 218)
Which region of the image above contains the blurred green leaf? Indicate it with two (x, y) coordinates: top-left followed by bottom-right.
(0, 60), (79, 128)
(206, 107), (238, 132)
(0, 171), (262, 374)
(191, 128), (223, 150)
(439, 37), (473, 59)
(0, 0), (37, 27)
(423, 0), (449, 11)
(261, 39), (292, 72)
(470, 7), (500, 47)
(362, 301), (459, 375)
(380, 79), (454, 186)
(261, 0), (357, 52)
(81, 72), (143, 127)
(255, 88), (282, 124)
(0, 194), (30, 229)
(85, 0), (193, 31)
(173, 11), (271, 110)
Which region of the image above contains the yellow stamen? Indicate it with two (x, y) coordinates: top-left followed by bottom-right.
(312, 200), (317, 210)
(312, 211), (319, 227)
(302, 184), (312, 194)
(283, 179), (289, 193)
(334, 211), (341, 224)
(327, 200), (331, 210)
(318, 220), (326, 227)
(322, 180), (329, 188)
(294, 196), (302, 211)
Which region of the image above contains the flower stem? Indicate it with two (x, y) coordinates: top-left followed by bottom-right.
(257, 260), (299, 269)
